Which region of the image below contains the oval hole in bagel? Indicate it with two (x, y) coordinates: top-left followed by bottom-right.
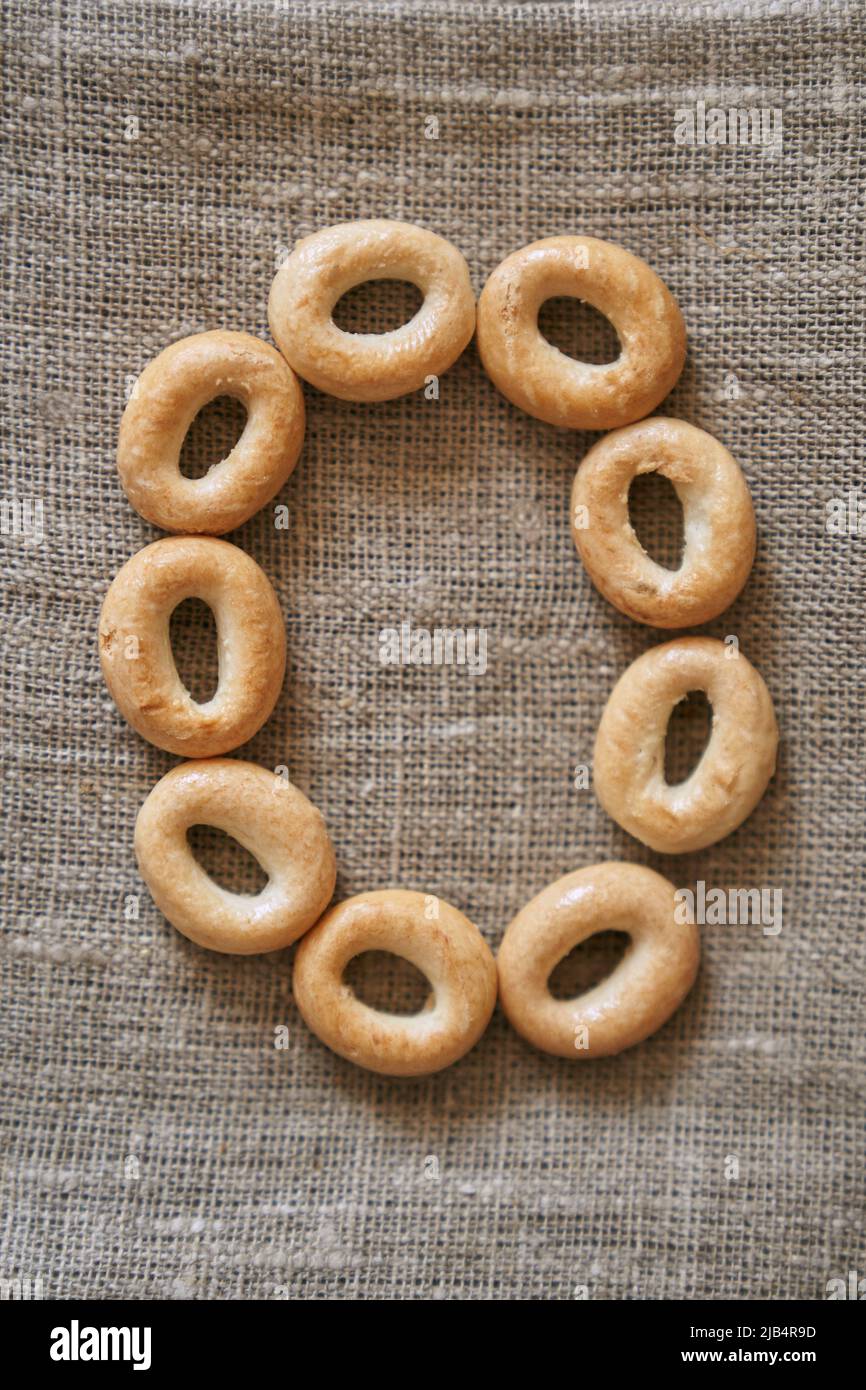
(332, 280), (424, 334)
(179, 395), (247, 479)
(664, 689), (712, 785)
(628, 470), (685, 571)
(169, 597), (219, 704)
(548, 931), (630, 999)
(187, 825), (269, 895)
(537, 296), (621, 364)
(344, 951), (432, 1015)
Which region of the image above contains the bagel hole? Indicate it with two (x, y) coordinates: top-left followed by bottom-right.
(332, 279), (424, 334)
(537, 297), (621, 364)
(664, 690), (712, 785)
(548, 931), (630, 999)
(628, 471), (685, 570)
(179, 395), (247, 479)
(344, 951), (432, 1015)
(169, 598), (219, 704)
(187, 825), (268, 895)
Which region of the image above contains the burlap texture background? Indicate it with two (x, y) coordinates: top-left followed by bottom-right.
(2, 0), (863, 1300)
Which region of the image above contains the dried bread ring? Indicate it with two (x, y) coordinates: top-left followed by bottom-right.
(99, 537), (285, 757)
(268, 219), (475, 401)
(477, 235), (686, 429)
(497, 862), (699, 1058)
(135, 760), (336, 954)
(594, 637), (778, 853)
(117, 330), (304, 535)
(571, 418), (756, 628)
(293, 889), (497, 1076)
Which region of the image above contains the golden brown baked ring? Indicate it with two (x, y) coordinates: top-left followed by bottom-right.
(477, 235), (686, 429)
(594, 637), (779, 853)
(497, 862), (699, 1058)
(135, 760), (336, 954)
(117, 330), (304, 534)
(571, 418), (756, 628)
(268, 220), (476, 401)
(99, 537), (285, 756)
(293, 890), (497, 1076)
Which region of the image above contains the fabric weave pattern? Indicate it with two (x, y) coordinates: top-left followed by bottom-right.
(1, 0), (863, 1300)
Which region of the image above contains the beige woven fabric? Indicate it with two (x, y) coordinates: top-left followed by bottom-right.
(2, 0), (863, 1300)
